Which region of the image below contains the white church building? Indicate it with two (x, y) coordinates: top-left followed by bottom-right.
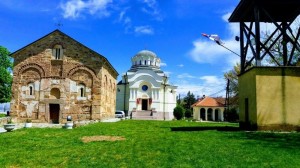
(116, 50), (177, 120)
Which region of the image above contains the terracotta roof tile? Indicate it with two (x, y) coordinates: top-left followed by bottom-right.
(192, 97), (225, 107)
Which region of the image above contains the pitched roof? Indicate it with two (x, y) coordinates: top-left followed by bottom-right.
(192, 97), (225, 107)
(10, 29), (118, 76)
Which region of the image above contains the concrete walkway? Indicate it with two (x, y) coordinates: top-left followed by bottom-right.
(0, 118), (121, 133)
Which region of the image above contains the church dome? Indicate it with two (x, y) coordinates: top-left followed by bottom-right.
(131, 50), (161, 69)
(135, 50), (157, 58)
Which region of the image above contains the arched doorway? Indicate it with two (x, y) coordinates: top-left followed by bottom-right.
(215, 109), (220, 121)
(49, 88), (60, 123)
(200, 108), (205, 120)
(207, 108), (213, 121)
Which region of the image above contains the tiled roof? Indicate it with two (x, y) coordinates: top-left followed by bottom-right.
(192, 97), (225, 107)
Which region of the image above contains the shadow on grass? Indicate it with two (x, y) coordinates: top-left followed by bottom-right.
(239, 132), (300, 149)
(170, 126), (241, 132)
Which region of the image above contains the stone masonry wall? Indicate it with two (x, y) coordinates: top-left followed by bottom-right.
(10, 30), (118, 123)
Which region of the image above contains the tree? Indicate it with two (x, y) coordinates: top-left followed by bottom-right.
(224, 63), (240, 121)
(173, 104), (185, 120)
(0, 46), (12, 103)
(224, 63), (239, 98)
(185, 109), (192, 118)
(261, 20), (300, 66)
(183, 91), (196, 110)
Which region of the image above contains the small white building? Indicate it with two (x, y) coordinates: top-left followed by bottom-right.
(192, 96), (225, 121)
(116, 50), (177, 120)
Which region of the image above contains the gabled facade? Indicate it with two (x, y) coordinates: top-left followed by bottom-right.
(10, 30), (118, 123)
(116, 50), (177, 120)
(192, 96), (225, 121)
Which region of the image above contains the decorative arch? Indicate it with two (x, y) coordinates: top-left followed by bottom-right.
(51, 42), (65, 49)
(68, 66), (96, 78)
(50, 88), (60, 99)
(67, 66), (97, 83)
(17, 63), (45, 78)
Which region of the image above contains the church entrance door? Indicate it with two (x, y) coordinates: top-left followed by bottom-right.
(50, 104), (60, 124)
(142, 99), (148, 110)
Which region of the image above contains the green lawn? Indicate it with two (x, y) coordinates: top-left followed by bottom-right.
(0, 120), (299, 168)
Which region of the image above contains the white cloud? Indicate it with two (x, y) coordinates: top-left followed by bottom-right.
(134, 25), (154, 35)
(60, 0), (112, 19)
(141, 0), (162, 21)
(188, 12), (240, 69)
(164, 71), (172, 77)
(160, 62), (167, 67)
(177, 73), (197, 79)
(175, 76), (226, 98)
(200, 76), (223, 85)
(177, 64), (184, 67)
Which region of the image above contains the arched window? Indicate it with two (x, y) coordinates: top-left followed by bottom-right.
(78, 84), (86, 97)
(144, 60), (147, 65)
(28, 83), (34, 96)
(52, 45), (63, 60)
(140, 60), (142, 65)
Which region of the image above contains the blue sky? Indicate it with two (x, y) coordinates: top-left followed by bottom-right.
(0, 0), (241, 98)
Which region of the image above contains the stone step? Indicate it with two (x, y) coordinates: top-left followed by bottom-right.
(135, 111), (152, 116)
(132, 116), (155, 120)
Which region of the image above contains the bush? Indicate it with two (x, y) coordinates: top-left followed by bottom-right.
(224, 108), (239, 122)
(173, 105), (185, 120)
(185, 109), (192, 118)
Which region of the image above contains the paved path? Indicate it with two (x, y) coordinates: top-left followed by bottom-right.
(0, 118), (121, 133)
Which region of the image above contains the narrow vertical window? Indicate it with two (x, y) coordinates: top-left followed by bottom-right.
(29, 86), (33, 95)
(78, 83), (86, 98)
(80, 88), (84, 97)
(55, 48), (60, 59)
(53, 45), (63, 60)
(27, 83), (35, 96)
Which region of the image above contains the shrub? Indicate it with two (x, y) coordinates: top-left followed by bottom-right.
(173, 105), (185, 120)
(224, 108), (239, 122)
(185, 109), (192, 118)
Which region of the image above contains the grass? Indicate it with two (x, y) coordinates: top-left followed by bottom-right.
(0, 120), (300, 168)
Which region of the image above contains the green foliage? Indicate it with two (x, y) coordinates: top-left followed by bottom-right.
(185, 109), (192, 118)
(0, 46), (12, 103)
(224, 63), (240, 107)
(224, 108), (239, 122)
(0, 114), (5, 118)
(173, 104), (185, 120)
(0, 120), (300, 167)
(183, 91), (196, 110)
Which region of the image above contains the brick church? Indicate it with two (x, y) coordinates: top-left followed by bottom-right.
(10, 30), (118, 123)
